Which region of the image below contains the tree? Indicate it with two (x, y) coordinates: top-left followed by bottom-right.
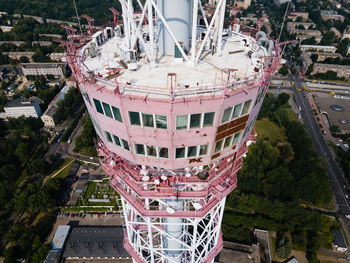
(310, 54), (318, 63)
(330, 125), (340, 133)
(278, 65), (289, 76)
(276, 232), (292, 258)
(19, 56), (29, 63)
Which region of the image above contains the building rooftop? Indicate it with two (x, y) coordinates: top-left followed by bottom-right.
(80, 28), (269, 99)
(5, 97), (37, 108)
(42, 104), (58, 118)
(333, 230), (347, 248)
(43, 250), (60, 263)
(17, 63), (67, 69)
(62, 226), (130, 258)
(52, 225), (70, 250)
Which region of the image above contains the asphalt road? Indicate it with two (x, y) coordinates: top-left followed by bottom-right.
(290, 76), (350, 233)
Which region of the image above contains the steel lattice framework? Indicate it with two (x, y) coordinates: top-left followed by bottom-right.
(60, 0), (288, 261)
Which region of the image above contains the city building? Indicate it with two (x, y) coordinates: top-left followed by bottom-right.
(313, 63), (350, 79)
(233, 0), (252, 9)
(302, 52), (342, 66)
(41, 85), (71, 127)
(17, 63), (67, 77)
(331, 27), (341, 38)
(49, 53), (66, 62)
(332, 230), (347, 252)
(62, 1), (282, 262)
(287, 11), (309, 21)
(321, 10), (345, 22)
(300, 45), (337, 53)
(62, 226), (131, 262)
(4, 97), (42, 118)
(287, 22), (315, 31)
(2, 52), (35, 62)
(0, 25), (13, 32)
(342, 25), (350, 40)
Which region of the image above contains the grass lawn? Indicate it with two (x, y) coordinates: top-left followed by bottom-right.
(50, 158), (75, 179)
(255, 118), (287, 143)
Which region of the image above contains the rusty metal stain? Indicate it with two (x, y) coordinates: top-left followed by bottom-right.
(189, 157), (203, 163)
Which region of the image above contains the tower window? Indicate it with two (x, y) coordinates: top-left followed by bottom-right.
(156, 115), (167, 129)
(129, 111), (141, 126)
(176, 115), (188, 130)
(112, 106), (123, 123)
(241, 100), (252, 115)
(175, 147), (186, 159)
(190, 114), (201, 129)
(142, 113), (154, 128)
(102, 102), (113, 119)
(203, 112), (215, 127)
(93, 99), (104, 114)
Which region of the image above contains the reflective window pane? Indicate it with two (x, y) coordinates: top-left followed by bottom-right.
(221, 107), (232, 123)
(175, 147), (185, 158)
(122, 139), (130, 151)
(93, 99), (104, 114)
(187, 146), (197, 157)
(233, 132), (241, 145)
(224, 136), (232, 148)
(199, 145), (208, 156)
(203, 112), (215, 127)
(176, 115), (188, 130)
(156, 115), (167, 129)
(190, 114), (201, 128)
(241, 100), (252, 115)
(231, 103), (242, 119)
(146, 145), (157, 157)
(214, 140), (223, 153)
(142, 113), (154, 128)
(135, 144), (145, 155)
(112, 106), (123, 122)
(105, 131), (112, 143)
(102, 102), (113, 118)
(129, 111), (141, 125)
(113, 135), (121, 146)
(159, 147), (168, 158)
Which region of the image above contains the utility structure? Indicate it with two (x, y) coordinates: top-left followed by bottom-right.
(62, 0), (285, 262)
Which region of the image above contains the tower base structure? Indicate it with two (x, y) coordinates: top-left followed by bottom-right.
(98, 131), (255, 263)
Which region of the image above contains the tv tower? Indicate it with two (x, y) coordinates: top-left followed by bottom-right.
(62, 0), (283, 262)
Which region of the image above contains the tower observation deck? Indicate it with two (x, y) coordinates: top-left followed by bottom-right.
(61, 1), (285, 262)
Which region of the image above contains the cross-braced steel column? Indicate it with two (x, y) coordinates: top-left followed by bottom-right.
(120, 195), (226, 263)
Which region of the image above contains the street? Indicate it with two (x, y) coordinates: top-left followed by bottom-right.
(291, 76), (350, 236)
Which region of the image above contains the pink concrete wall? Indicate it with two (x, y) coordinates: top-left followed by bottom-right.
(81, 82), (262, 169)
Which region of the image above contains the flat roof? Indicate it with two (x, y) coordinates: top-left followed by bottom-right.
(52, 225), (70, 250)
(18, 63), (66, 69)
(333, 230), (347, 248)
(62, 226), (129, 258)
(5, 97), (37, 108)
(44, 250), (60, 263)
(80, 30), (267, 95)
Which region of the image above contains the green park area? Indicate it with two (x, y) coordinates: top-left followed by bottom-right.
(223, 92), (338, 263)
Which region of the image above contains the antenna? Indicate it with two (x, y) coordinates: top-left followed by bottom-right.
(72, 0), (82, 34)
(278, 1), (290, 43)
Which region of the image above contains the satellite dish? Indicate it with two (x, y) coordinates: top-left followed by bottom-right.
(193, 203), (202, 210)
(242, 153), (247, 158)
(185, 172), (191, 178)
(110, 160), (115, 166)
(246, 140), (253, 146)
(166, 207), (175, 214)
(142, 175), (150, 182)
(161, 175), (167, 181)
(154, 179), (160, 185)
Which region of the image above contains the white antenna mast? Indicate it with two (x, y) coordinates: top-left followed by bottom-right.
(73, 0), (83, 34)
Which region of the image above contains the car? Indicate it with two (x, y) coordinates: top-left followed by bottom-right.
(58, 139), (61, 143)
(344, 144), (349, 148)
(346, 194), (349, 199)
(90, 157), (94, 160)
(345, 214), (350, 219)
(68, 139), (71, 144)
(339, 139), (343, 142)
